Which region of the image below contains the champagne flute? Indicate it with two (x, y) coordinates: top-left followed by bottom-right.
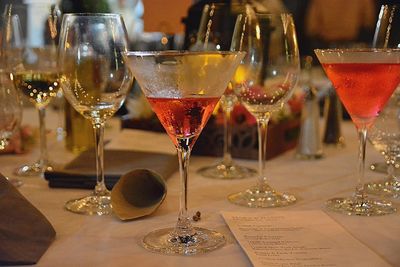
(2, 3), (60, 176)
(58, 14), (133, 215)
(315, 48), (399, 216)
(126, 51), (244, 255)
(194, 3), (256, 179)
(228, 13), (300, 207)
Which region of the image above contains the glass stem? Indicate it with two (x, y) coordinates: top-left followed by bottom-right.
(355, 127), (367, 200)
(38, 108), (48, 169)
(93, 122), (108, 196)
(174, 138), (195, 241)
(222, 105), (233, 166)
(256, 114), (271, 191)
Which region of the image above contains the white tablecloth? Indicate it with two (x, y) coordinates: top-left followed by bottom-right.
(1, 107), (399, 266)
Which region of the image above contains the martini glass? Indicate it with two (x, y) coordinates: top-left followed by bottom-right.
(228, 13), (300, 207)
(315, 49), (399, 216)
(126, 51), (244, 255)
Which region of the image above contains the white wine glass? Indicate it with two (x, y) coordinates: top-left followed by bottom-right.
(58, 13), (133, 215)
(2, 3), (60, 176)
(228, 13), (300, 207)
(194, 3), (256, 179)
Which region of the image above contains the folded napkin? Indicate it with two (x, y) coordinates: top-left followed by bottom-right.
(44, 149), (178, 189)
(0, 174), (56, 265)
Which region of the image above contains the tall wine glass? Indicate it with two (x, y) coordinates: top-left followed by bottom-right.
(0, 69), (23, 187)
(58, 14), (132, 215)
(366, 4), (400, 197)
(366, 90), (400, 198)
(315, 49), (399, 216)
(194, 3), (256, 179)
(2, 3), (60, 176)
(228, 13), (300, 207)
(126, 51), (244, 255)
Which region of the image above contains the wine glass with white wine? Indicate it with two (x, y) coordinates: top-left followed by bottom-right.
(2, 3), (60, 176)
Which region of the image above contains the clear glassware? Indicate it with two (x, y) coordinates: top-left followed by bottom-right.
(315, 49), (399, 216)
(227, 13), (300, 207)
(364, 4), (400, 198)
(0, 69), (23, 187)
(126, 51), (244, 255)
(193, 3), (256, 179)
(58, 14), (133, 215)
(2, 3), (60, 176)
(366, 90), (400, 198)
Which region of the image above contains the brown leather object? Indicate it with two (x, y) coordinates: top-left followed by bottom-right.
(0, 175), (56, 265)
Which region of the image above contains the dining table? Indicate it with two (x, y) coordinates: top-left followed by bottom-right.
(1, 106), (399, 267)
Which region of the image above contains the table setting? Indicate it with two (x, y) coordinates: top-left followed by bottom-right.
(0, 2), (399, 267)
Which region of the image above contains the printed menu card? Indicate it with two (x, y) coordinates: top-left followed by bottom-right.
(222, 210), (390, 267)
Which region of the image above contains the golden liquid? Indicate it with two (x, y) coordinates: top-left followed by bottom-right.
(13, 71), (59, 109)
(64, 101), (94, 153)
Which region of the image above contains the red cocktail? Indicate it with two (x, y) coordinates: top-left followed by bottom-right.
(316, 49), (400, 216)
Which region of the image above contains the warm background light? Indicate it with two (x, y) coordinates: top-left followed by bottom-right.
(142, 0), (192, 33)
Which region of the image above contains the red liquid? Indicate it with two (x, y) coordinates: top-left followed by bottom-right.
(322, 63), (400, 127)
(147, 96), (220, 147)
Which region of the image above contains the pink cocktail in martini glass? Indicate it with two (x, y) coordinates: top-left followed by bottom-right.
(126, 51), (244, 254)
(315, 49), (400, 216)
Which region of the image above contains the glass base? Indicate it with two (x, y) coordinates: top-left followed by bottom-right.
(197, 162), (256, 180)
(6, 177), (23, 187)
(14, 161), (53, 176)
(228, 186), (296, 208)
(65, 194), (112, 216)
(365, 178), (400, 199)
(326, 197), (396, 216)
(142, 227), (225, 255)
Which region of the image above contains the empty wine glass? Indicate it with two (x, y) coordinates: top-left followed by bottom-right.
(228, 12), (300, 207)
(366, 89), (400, 198)
(194, 3), (256, 179)
(58, 14), (133, 215)
(365, 4), (400, 198)
(126, 51), (244, 255)
(2, 3), (60, 176)
(0, 69), (23, 187)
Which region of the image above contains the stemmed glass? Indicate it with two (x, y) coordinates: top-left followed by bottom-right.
(228, 13), (300, 207)
(366, 91), (400, 198)
(2, 3), (60, 176)
(315, 49), (400, 216)
(126, 51), (244, 254)
(194, 3), (256, 179)
(0, 69), (23, 187)
(365, 4), (400, 198)
(58, 14), (132, 215)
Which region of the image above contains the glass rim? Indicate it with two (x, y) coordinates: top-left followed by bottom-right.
(314, 48), (400, 53)
(125, 50), (245, 57)
(63, 13), (122, 18)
